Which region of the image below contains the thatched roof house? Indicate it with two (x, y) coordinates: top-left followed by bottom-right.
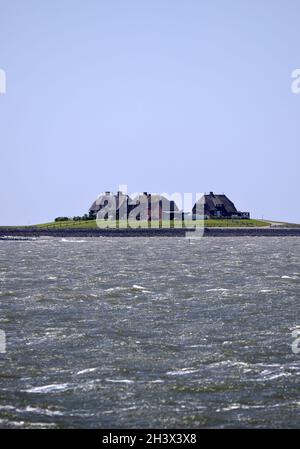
(89, 191), (132, 220)
(192, 192), (250, 219)
(131, 192), (180, 221)
(89, 191), (249, 221)
(89, 191), (181, 221)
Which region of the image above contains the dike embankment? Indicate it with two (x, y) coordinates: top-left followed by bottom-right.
(1, 227), (300, 238)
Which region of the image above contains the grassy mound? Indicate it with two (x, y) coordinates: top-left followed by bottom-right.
(33, 218), (271, 229)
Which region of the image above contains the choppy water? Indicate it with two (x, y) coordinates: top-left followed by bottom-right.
(0, 237), (299, 428)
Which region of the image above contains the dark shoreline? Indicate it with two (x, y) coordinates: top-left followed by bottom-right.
(1, 227), (300, 238)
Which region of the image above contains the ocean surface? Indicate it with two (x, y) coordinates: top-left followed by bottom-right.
(0, 236), (299, 428)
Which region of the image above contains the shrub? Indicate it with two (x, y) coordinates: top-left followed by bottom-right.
(54, 217), (69, 222)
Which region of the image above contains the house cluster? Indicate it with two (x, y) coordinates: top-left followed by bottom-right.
(89, 191), (250, 221)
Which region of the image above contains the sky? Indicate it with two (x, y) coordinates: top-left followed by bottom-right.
(0, 0), (300, 225)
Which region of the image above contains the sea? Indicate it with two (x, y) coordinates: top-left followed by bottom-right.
(0, 237), (299, 428)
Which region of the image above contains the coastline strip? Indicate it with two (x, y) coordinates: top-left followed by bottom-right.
(1, 227), (300, 237)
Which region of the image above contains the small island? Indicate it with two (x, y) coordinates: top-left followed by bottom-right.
(1, 192), (300, 238)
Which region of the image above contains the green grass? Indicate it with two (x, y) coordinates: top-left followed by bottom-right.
(30, 218), (271, 229)
(200, 219), (269, 227)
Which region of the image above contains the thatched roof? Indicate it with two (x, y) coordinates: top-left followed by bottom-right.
(132, 193), (179, 210)
(90, 192), (181, 221)
(89, 192), (131, 214)
(193, 192), (237, 215)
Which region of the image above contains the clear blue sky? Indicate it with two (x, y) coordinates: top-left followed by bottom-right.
(0, 0), (299, 225)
